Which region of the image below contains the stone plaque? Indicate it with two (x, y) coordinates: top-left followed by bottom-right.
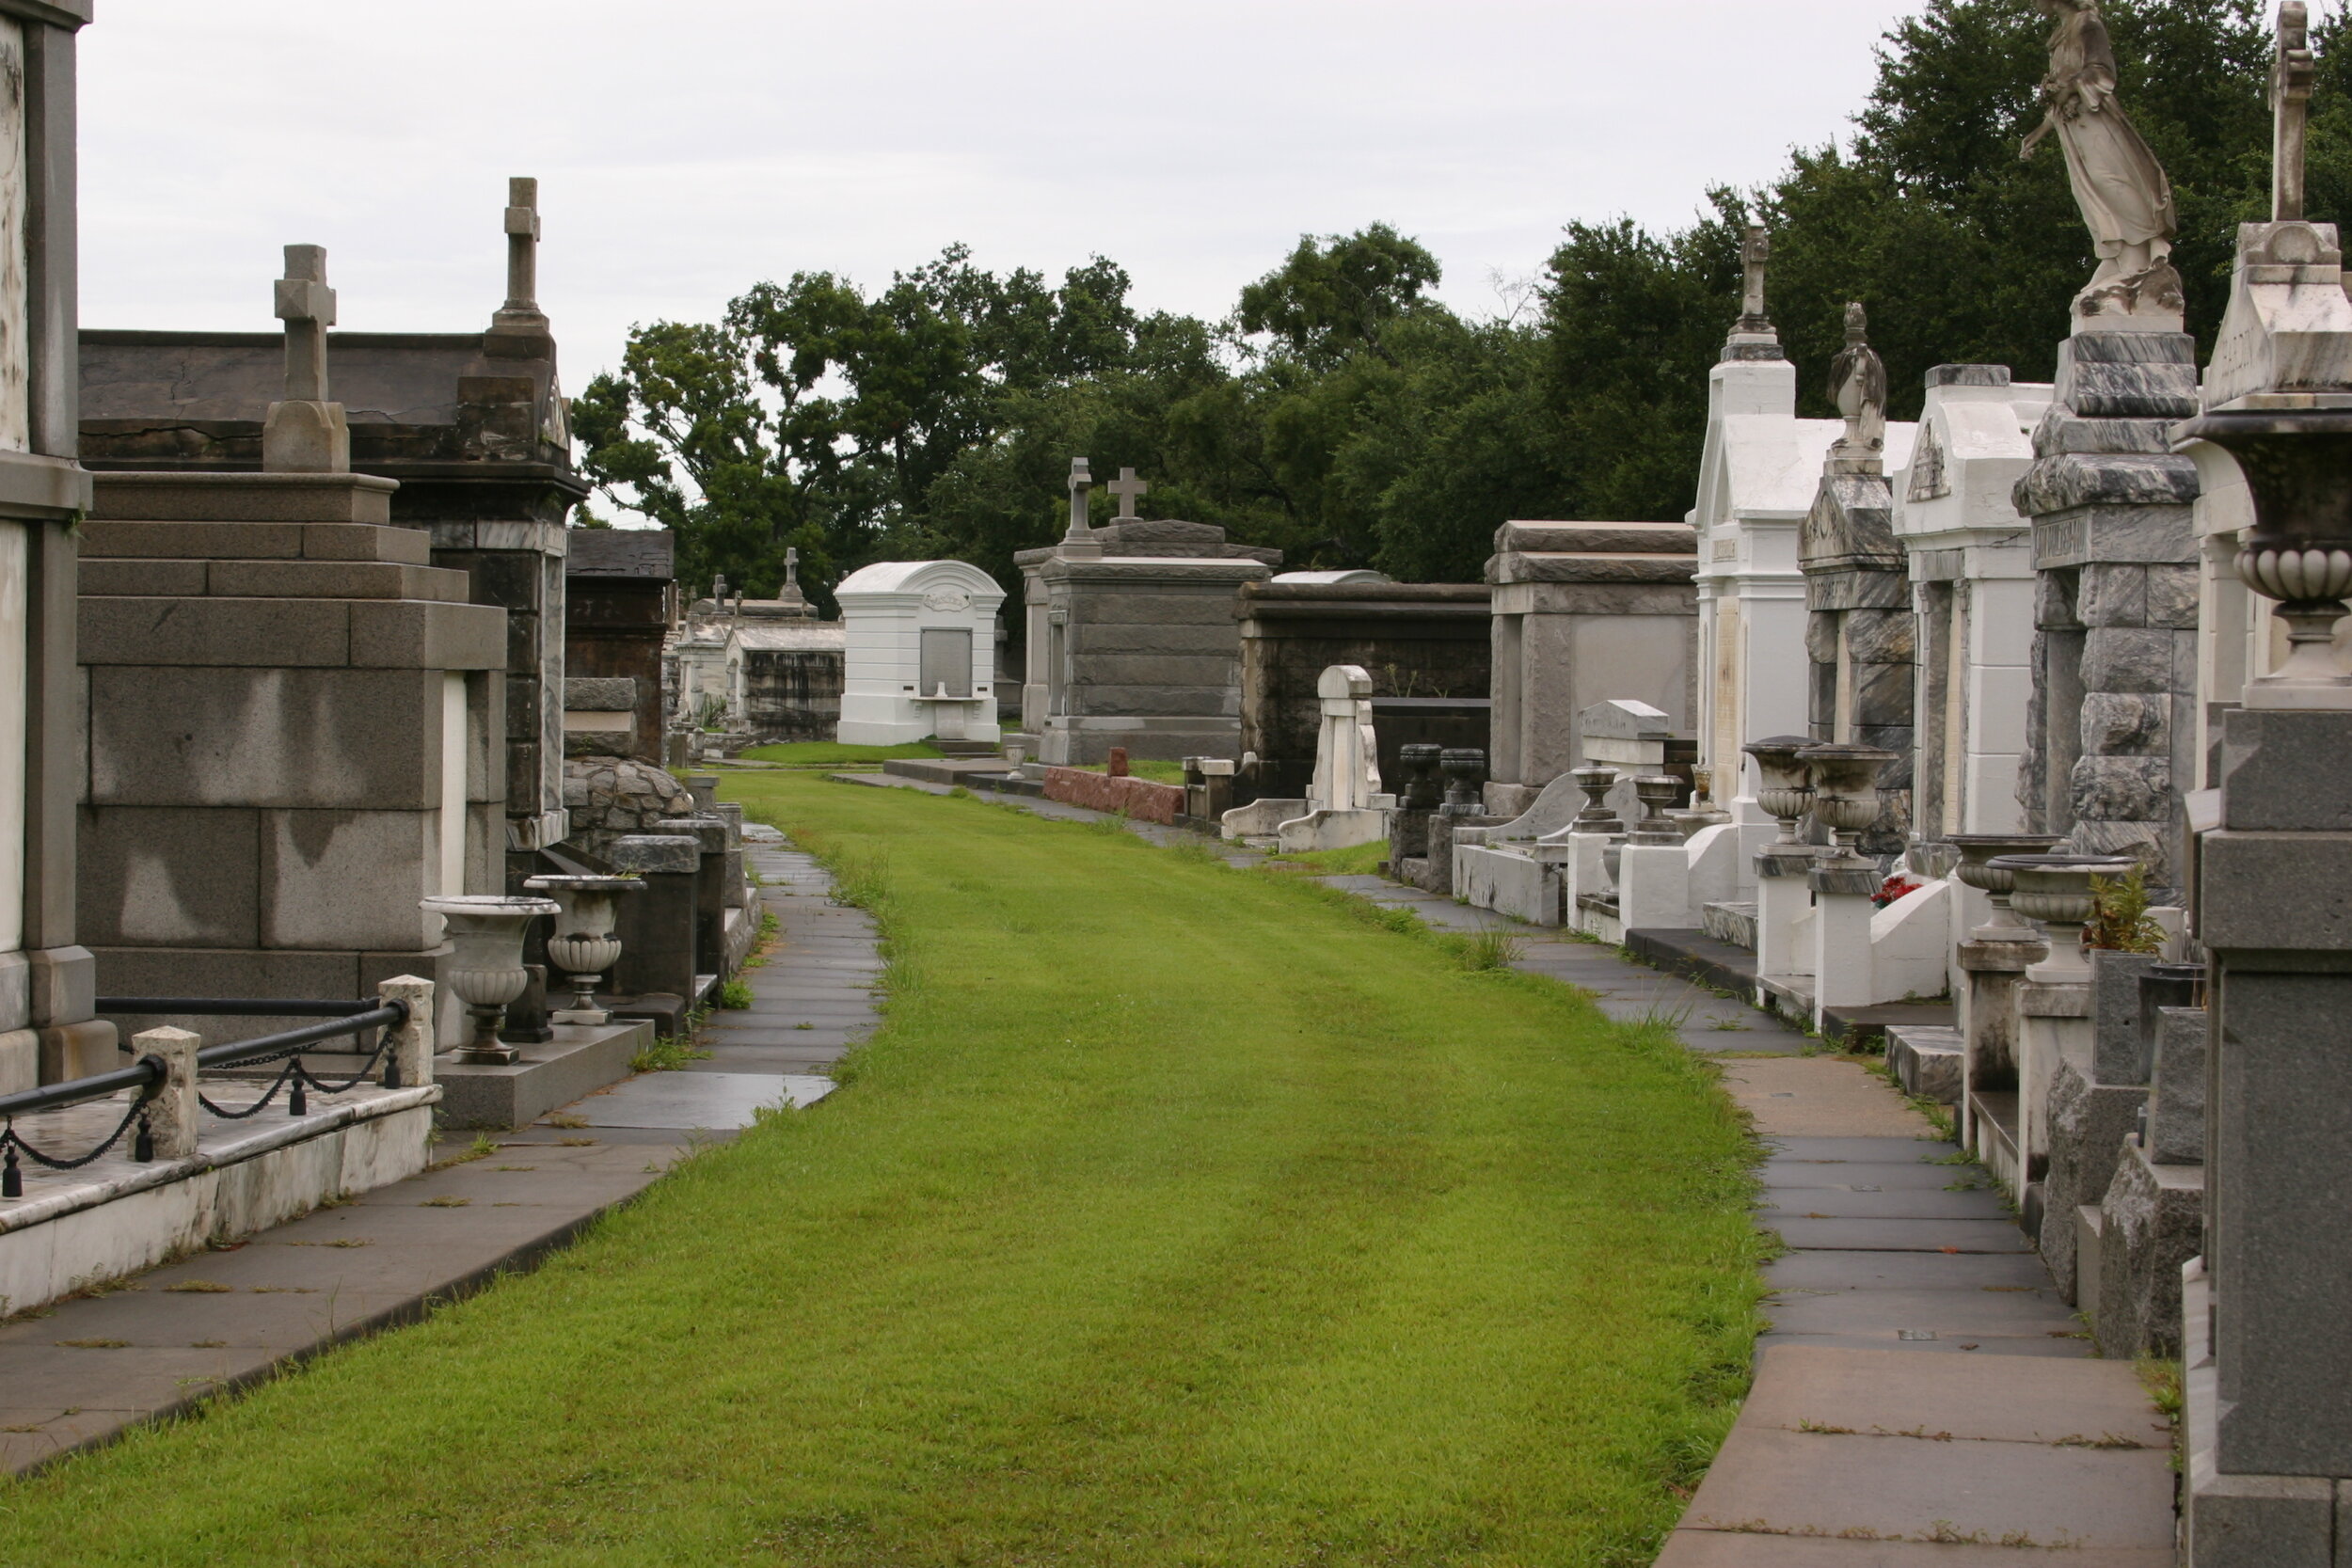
(922, 587), (973, 612)
(2036, 515), (2090, 571)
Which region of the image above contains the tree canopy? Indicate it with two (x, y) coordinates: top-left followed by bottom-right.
(576, 0), (2337, 610)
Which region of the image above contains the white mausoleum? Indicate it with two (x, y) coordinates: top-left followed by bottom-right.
(835, 561), (1006, 746)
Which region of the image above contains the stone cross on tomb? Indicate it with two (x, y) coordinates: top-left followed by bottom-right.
(2276, 3), (2315, 222)
(1060, 455), (1102, 558)
(1107, 467), (1148, 520)
(1739, 225), (1772, 330)
(502, 177), (544, 322)
(262, 244), (350, 474)
(783, 546), (800, 588)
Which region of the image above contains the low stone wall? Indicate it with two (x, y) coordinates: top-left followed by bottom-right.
(1042, 768), (1184, 825)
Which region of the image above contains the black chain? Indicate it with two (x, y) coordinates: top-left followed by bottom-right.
(198, 1027), (395, 1120)
(1, 1096), (150, 1190)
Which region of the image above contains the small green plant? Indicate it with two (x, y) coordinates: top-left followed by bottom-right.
(2086, 863), (2166, 954)
(1454, 927), (1525, 972)
(429, 1132), (501, 1171)
(632, 1036), (714, 1073)
(717, 979), (755, 1009)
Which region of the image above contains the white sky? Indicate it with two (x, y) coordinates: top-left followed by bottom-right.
(80, 0), (1924, 388)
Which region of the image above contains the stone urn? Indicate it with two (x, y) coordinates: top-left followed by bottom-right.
(1438, 748), (1487, 816)
(2174, 404), (2352, 706)
(1950, 833), (2067, 942)
(1744, 736), (1818, 845)
(1989, 854), (2136, 984)
(1797, 744), (1897, 867)
(421, 895), (563, 1064)
(523, 875), (646, 1026)
(1668, 767), (1736, 838)
(1629, 776), (1686, 846)
(1397, 744), (1444, 811)
(1570, 765), (1622, 834)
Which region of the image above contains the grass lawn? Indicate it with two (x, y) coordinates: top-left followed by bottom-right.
(1066, 758), (1189, 784)
(1270, 839), (1391, 876)
(737, 739), (945, 768)
(3, 777), (1763, 1567)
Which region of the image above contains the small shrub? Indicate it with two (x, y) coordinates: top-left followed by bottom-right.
(2086, 864), (2166, 954)
(717, 979), (755, 1009)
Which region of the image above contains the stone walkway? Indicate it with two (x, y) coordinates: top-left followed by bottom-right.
(855, 773), (2174, 1564)
(0, 823), (874, 1476)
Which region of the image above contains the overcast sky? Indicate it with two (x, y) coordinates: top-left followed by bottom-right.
(80, 1), (1924, 388)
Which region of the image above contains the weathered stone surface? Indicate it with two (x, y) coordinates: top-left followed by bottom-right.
(564, 677), (635, 712)
(1041, 768), (1184, 825)
(1843, 607), (1917, 665)
(561, 758), (691, 860)
(2089, 949), (2159, 1086)
(2077, 563), (2149, 628)
(2040, 1054), (2148, 1304)
(2037, 572), (2085, 632)
(2145, 565), (2199, 629)
(1804, 610), (1839, 667)
(2217, 708), (2352, 832)
(2082, 626), (2178, 695)
(1851, 664), (1916, 730)
(2080, 692), (2170, 757)
(2150, 1006), (2206, 1164)
(2071, 754), (2169, 823)
(2096, 1140), (2202, 1358)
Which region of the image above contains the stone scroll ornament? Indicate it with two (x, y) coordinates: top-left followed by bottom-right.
(2021, 0), (2184, 325)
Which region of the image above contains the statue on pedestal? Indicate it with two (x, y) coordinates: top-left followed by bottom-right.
(2022, 0), (2183, 327)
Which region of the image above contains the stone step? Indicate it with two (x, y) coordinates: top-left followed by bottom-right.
(1885, 1024), (1964, 1104)
(1701, 900), (1757, 951)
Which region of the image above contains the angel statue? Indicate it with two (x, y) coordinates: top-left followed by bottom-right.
(2022, 0), (2183, 323)
(1829, 303), (1887, 469)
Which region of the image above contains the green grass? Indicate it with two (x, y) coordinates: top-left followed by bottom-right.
(1067, 758), (1189, 784)
(736, 739), (946, 768)
(1271, 839), (1391, 876)
(3, 775), (1765, 1567)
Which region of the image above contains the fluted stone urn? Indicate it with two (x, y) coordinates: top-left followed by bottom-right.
(1744, 736), (1818, 845)
(524, 875), (646, 1026)
(1949, 833), (2067, 942)
(1988, 854), (2136, 983)
(2174, 406), (2352, 708)
(1797, 745), (1897, 892)
(421, 895), (563, 1064)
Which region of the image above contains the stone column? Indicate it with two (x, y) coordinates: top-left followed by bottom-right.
(2013, 334), (2201, 892)
(2186, 706), (2352, 1561)
(654, 817), (728, 982)
(607, 834), (700, 1002)
(132, 1025), (201, 1162)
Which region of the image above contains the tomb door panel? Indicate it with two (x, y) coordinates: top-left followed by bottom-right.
(919, 628), (973, 699)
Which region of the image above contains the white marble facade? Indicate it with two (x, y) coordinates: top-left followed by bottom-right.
(835, 560), (1006, 747)
(1890, 367), (2053, 836)
(1690, 354), (1837, 816)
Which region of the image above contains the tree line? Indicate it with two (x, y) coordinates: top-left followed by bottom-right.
(574, 0), (2334, 616)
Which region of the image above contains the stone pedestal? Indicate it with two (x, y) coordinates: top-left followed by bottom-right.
(608, 834), (700, 1003)
(2185, 706), (2352, 1562)
(2014, 332), (2201, 891)
(1804, 473), (1916, 850)
(1754, 847), (1815, 988)
(1807, 863), (1879, 1017)
(1958, 937), (2042, 1148)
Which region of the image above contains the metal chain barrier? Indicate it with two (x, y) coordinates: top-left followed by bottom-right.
(1, 1099), (151, 1197)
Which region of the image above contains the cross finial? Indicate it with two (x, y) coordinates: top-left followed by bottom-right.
(1740, 225), (1772, 330)
(275, 244), (336, 404)
(504, 176), (542, 316)
(784, 546), (799, 588)
(262, 244), (350, 474)
(1107, 467), (1148, 521)
(1060, 456), (1101, 555)
(2275, 3), (2315, 223)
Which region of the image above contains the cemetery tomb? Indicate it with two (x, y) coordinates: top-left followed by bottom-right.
(1891, 365), (2052, 838)
(564, 527), (675, 764)
(836, 560), (1007, 747)
(1016, 460), (1278, 765)
(81, 178), (586, 866)
(1484, 521), (1699, 819)
(1235, 577), (1490, 805)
